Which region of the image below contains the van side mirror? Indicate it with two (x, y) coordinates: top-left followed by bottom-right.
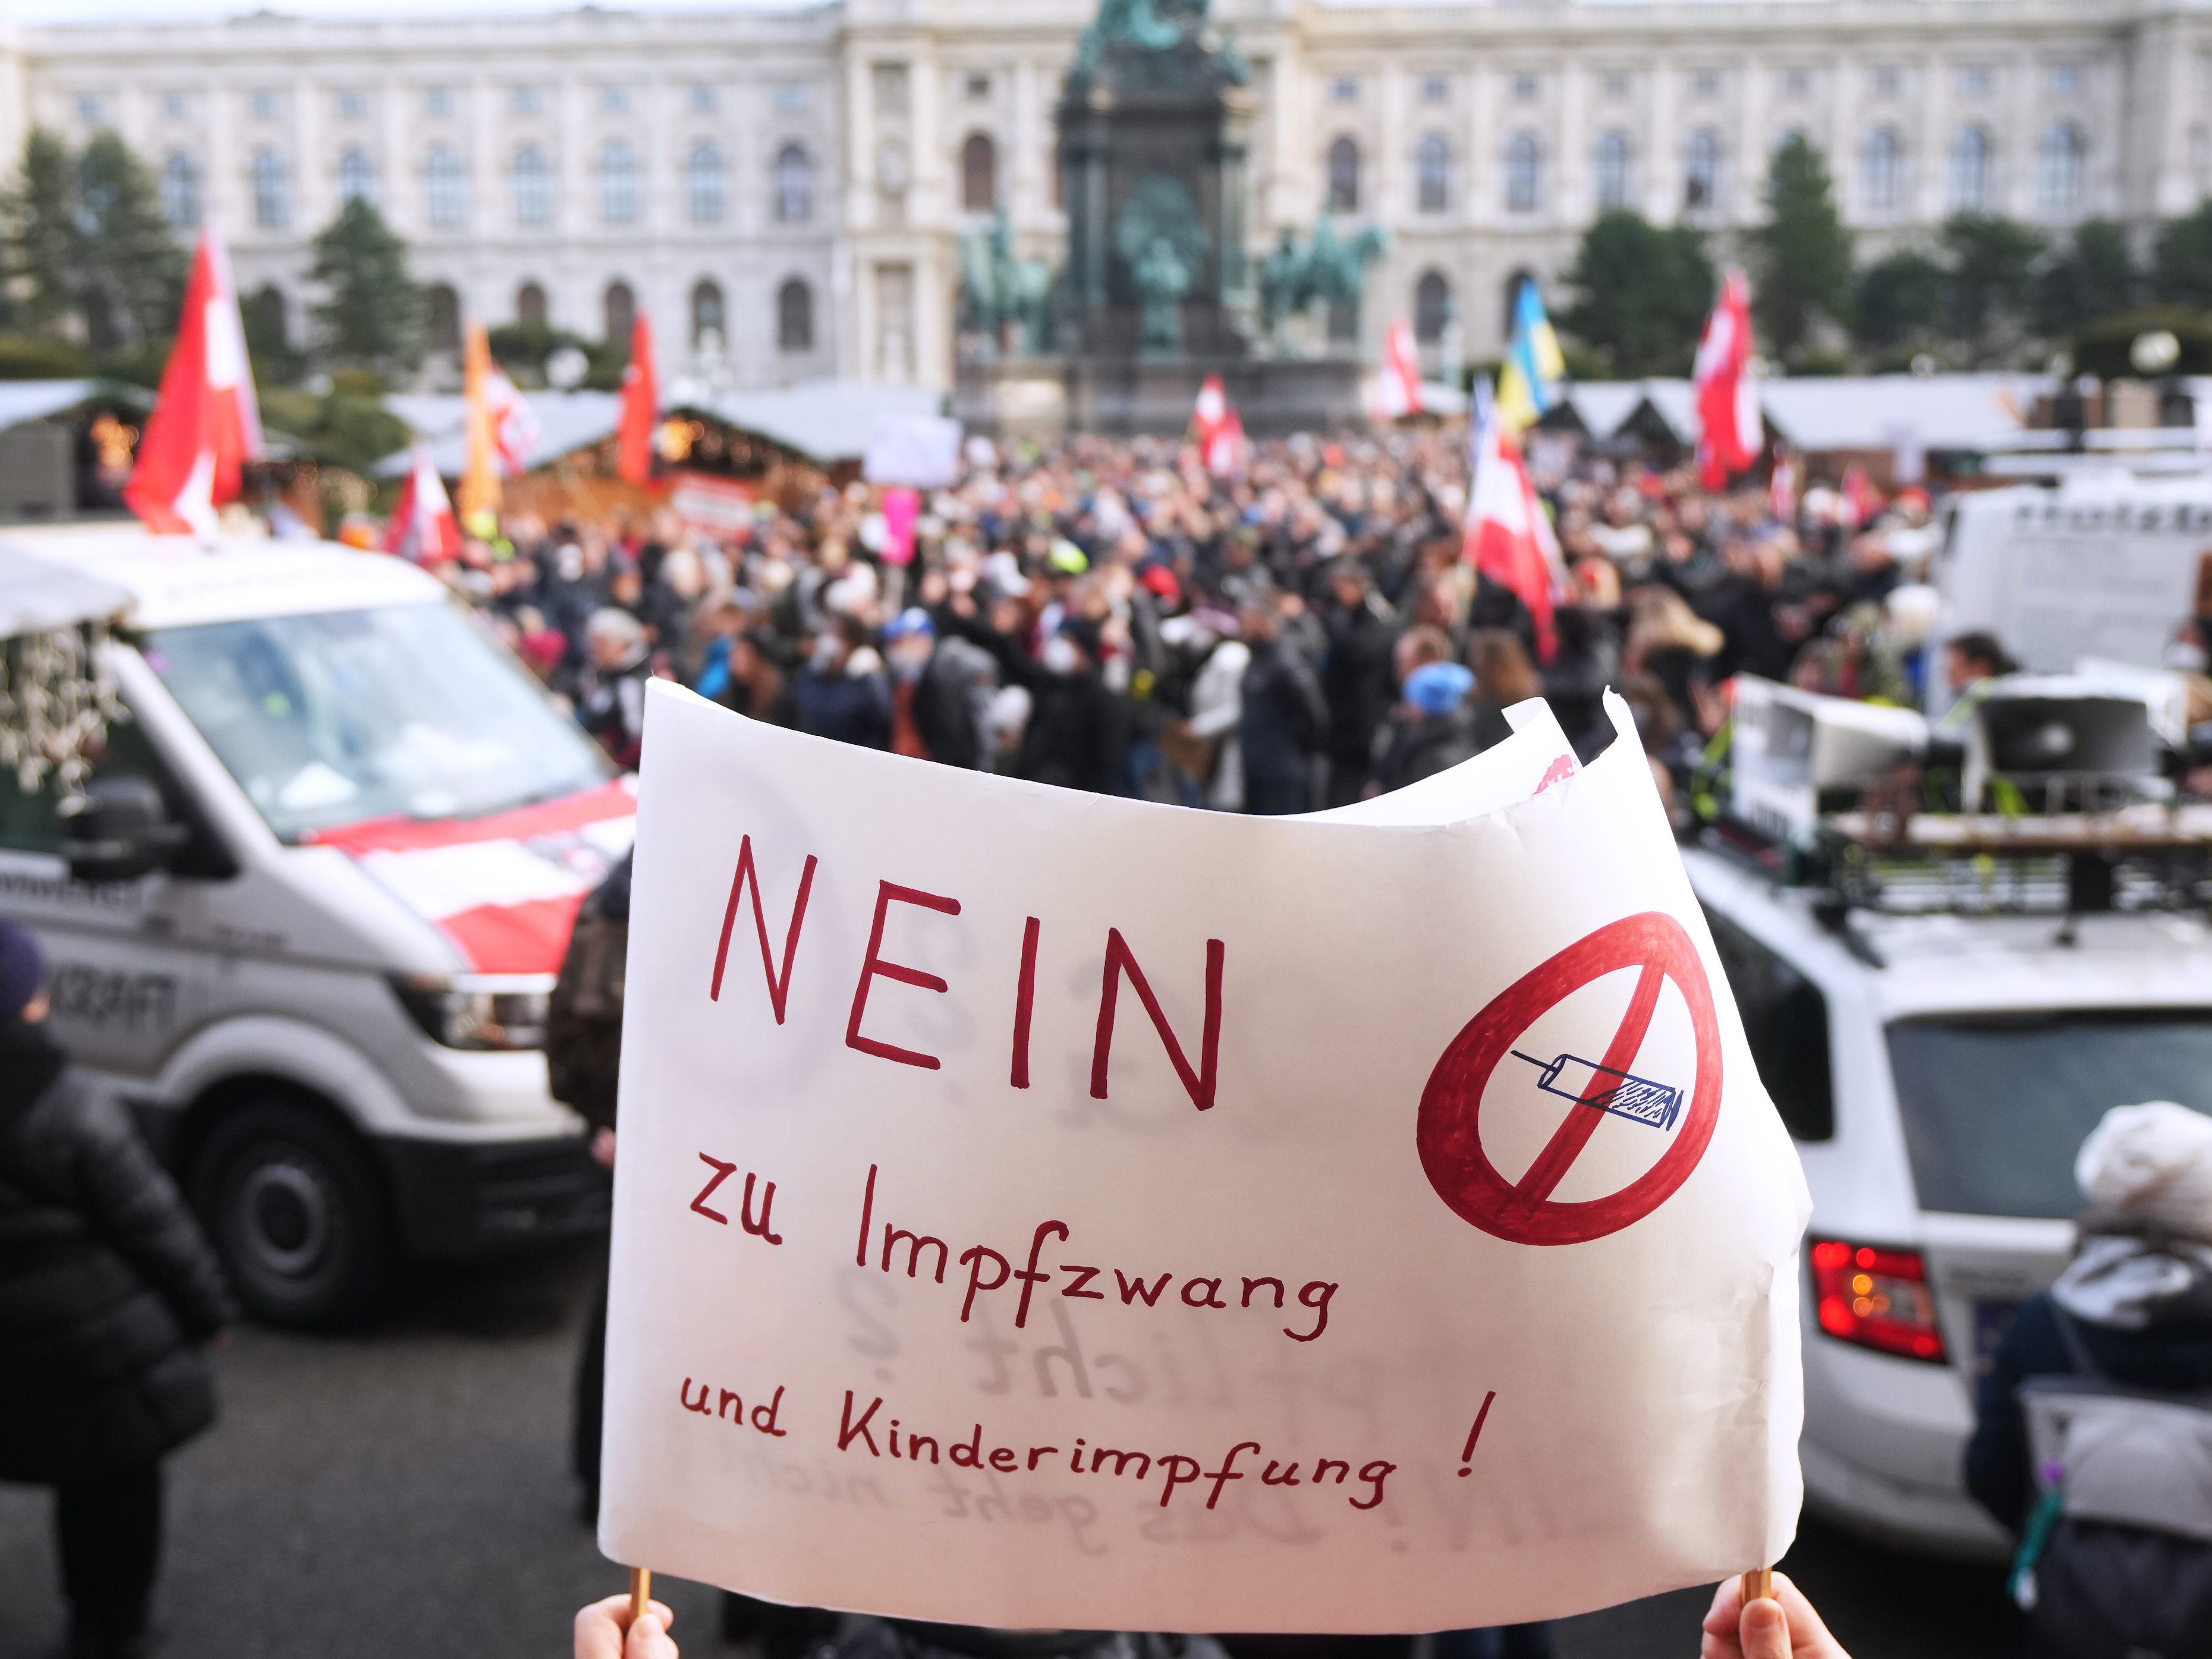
(59, 777), (189, 884)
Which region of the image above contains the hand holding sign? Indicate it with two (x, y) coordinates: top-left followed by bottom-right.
(599, 682), (1808, 1632)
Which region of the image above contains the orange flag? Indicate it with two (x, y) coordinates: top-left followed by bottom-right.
(458, 320), (500, 521)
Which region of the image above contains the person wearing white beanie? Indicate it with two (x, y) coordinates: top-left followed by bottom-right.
(1966, 1101), (2212, 1544)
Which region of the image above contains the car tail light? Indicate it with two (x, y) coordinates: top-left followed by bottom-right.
(1809, 1238), (1947, 1364)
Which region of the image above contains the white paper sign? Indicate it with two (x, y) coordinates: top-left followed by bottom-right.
(600, 681), (1810, 1633)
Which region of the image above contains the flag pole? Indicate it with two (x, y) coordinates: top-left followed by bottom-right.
(630, 1566), (652, 1624)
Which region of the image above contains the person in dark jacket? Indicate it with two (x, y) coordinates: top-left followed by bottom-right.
(1238, 596), (1330, 816)
(1017, 616), (1128, 795)
(792, 615), (893, 751)
(0, 919), (234, 1659)
(1317, 560), (1401, 806)
(1374, 661), (1490, 794)
(1966, 1100), (2212, 1535)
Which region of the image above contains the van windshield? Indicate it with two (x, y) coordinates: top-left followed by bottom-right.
(1887, 1012), (2212, 1217)
(140, 603), (612, 843)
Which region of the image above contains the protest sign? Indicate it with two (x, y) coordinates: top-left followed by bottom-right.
(599, 681), (1809, 1632)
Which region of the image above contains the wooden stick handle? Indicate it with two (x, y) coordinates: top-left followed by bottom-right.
(630, 1566), (653, 1625)
(1739, 1568), (1774, 1606)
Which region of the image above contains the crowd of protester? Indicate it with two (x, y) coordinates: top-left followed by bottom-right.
(430, 429), (1952, 819)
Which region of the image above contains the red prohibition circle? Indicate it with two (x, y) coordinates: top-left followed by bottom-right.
(1416, 911), (1723, 1246)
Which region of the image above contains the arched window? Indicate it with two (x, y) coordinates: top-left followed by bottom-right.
(604, 280), (635, 344)
(692, 279), (725, 352)
(2038, 122), (2086, 211)
(160, 152), (199, 228)
(688, 143), (726, 225)
(253, 148), (291, 228)
(1414, 270), (1452, 345)
(600, 141), (639, 224)
(1950, 124), (1991, 211)
(338, 147), (376, 207)
(1594, 130), (1632, 210)
(1416, 134), (1450, 214)
(961, 133), (997, 212)
(512, 145), (552, 226)
(424, 283), (462, 354)
(517, 281), (548, 329)
(778, 277), (813, 352)
(1684, 129), (1720, 210)
(1327, 136), (1360, 213)
(774, 144), (813, 223)
(1504, 131), (1541, 213)
(425, 146), (465, 228)
(1861, 127), (1901, 211)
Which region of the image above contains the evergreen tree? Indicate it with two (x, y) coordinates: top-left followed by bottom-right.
(1748, 134), (1854, 365)
(308, 197), (423, 378)
(1940, 213), (2047, 366)
(1559, 209), (1716, 377)
(4, 129), (88, 338)
(2035, 219), (2137, 339)
(1852, 251), (1949, 363)
(74, 131), (188, 350)
(2153, 203), (2212, 308)
(2, 127), (184, 351)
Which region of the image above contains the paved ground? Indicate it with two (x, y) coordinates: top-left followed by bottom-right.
(0, 1244), (2019, 1659)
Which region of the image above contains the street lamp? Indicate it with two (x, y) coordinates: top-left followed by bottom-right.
(546, 345), (589, 391)
(2130, 329), (2181, 375)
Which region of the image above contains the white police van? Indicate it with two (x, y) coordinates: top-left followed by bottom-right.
(1691, 674), (2212, 1555)
(0, 528), (632, 1326)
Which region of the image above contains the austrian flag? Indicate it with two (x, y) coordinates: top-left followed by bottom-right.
(1190, 374), (1244, 479)
(124, 229), (262, 535)
(383, 441), (463, 564)
(1692, 267), (1761, 489)
(1462, 382), (1563, 665)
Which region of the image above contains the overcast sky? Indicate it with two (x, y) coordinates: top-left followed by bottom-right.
(5, 1), (767, 20)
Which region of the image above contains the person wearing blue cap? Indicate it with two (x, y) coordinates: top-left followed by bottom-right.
(1373, 643), (1500, 797)
(0, 918), (235, 1658)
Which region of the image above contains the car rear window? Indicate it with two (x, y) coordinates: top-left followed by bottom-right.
(1887, 1012), (2212, 1217)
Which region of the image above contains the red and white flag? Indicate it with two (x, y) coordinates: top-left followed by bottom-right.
(617, 311), (659, 485)
(1191, 374), (1245, 478)
(384, 441), (462, 564)
(1768, 446), (1799, 524)
(1462, 380), (1563, 665)
(486, 361), (541, 476)
(125, 228), (262, 535)
(1371, 317), (1423, 423)
(1692, 268), (1761, 490)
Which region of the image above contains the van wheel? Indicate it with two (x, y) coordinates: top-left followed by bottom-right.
(193, 1104), (396, 1330)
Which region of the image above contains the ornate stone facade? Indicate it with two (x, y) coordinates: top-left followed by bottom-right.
(1, 1), (2200, 389)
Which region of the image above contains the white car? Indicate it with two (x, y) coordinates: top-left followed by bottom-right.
(1684, 835), (2212, 1557)
(0, 527), (633, 1326)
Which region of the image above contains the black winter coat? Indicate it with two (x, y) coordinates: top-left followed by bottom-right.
(1320, 596), (1401, 764)
(0, 1021), (234, 1484)
(1965, 1286), (2212, 1534)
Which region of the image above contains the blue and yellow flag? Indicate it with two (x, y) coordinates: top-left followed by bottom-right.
(1495, 279), (1565, 434)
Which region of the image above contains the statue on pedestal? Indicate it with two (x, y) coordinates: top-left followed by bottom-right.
(956, 212), (1054, 356)
(1255, 215), (1387, 354)
(1112, 174), (1207, 357)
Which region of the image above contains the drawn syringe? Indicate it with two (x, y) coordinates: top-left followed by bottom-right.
(1509, 1049), (1682, 1131)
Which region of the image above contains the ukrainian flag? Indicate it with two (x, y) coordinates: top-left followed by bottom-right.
(1495, 279), (1565, 434)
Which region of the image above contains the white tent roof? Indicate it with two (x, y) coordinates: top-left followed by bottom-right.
(0, 544), (134, 634)
(375, 389), (622, 478)
(683, 380), (949, 465)
(1557, 382), (1645, 440)
(0, 378), (101, 433)
(1758, 373), (2050, 452)
(379, 380), (948, 476)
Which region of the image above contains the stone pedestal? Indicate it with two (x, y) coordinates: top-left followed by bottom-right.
(954, 354), (1365, 439)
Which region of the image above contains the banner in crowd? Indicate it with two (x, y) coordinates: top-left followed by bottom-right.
(599, 681), (1809, 1632)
